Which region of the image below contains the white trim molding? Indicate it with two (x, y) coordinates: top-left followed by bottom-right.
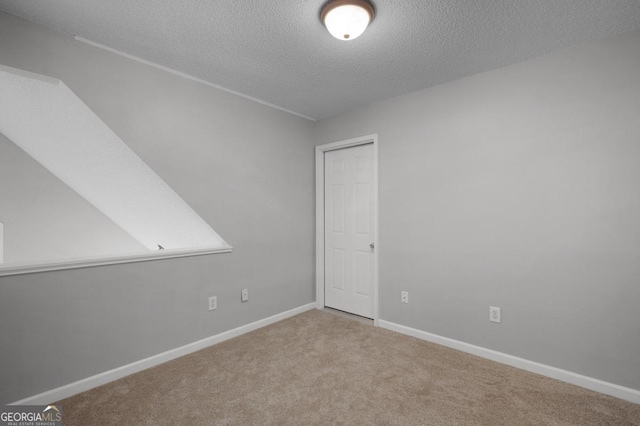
(10, 302), (315, 405)
(379, 320), (640, 405)
(73, 36), (316, 122)
(0, 245), (232, 277)
(315, 134), (379, 326)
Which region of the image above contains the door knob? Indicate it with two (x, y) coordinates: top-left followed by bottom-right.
(370, 242), (375, 250)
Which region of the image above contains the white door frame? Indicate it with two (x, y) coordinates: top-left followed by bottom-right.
(0, 221), (4, 264)
(315, 134), (379, 326)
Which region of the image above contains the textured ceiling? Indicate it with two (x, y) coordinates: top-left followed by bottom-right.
(1, 1), (640, 120)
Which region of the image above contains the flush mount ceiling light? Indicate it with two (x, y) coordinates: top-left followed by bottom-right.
(321, 0), (375, 41)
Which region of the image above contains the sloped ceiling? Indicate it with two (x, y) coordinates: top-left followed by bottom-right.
(1, 1), (640, 120)
(0, 64), (229, 252)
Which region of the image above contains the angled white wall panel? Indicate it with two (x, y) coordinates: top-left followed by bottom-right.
(0, 64), (229, 251)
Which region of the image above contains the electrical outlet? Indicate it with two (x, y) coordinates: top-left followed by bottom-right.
(490, 306), (501, 323)
(208, 296), (217, 311)
(401, 291), (409, 304)
(241, 288), (249, 302)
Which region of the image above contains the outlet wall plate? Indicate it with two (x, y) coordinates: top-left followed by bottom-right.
(490, 306), (501, 323)
(208, 296), (217, 311)
(241, 288), (249, 302)
(401, 291), (409, 304)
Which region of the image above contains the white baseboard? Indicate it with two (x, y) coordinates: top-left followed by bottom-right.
(379, 320), (640, 405)
(11, 302), (316, 405)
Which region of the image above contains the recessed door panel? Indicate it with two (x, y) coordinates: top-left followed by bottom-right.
(332, 249), (345, 290)
(355, 183), (370, 235)
(332, 185), (345, 233)
(355, 250), (371, 296)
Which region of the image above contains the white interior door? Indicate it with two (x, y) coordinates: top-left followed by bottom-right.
(324, 143), (374, 318)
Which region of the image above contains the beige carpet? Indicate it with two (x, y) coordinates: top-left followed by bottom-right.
(58, 309), (640, 425)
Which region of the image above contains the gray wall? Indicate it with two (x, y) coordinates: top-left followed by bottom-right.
(0, 132), (146, 265)
(315, 29), (640, 391)
(0, 12), (315, 404)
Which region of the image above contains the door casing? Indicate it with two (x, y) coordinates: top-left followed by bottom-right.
(315, 134), (379, 326)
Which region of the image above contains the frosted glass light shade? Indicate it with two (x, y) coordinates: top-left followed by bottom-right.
(322, 0), (375, 41)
